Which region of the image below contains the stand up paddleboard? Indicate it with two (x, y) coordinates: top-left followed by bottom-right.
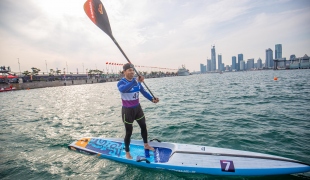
(68, 137), (310, 176)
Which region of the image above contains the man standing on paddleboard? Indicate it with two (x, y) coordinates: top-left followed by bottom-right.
(117, 63), (159, 159)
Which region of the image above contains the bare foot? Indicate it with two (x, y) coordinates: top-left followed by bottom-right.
(144, 143), (155, 151)
(126, 152), (133, 159)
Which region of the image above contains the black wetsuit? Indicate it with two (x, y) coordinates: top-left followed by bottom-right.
(117, 77), (153, 152)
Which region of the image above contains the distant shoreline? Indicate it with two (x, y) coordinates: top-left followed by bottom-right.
(0, 75), (176, 91)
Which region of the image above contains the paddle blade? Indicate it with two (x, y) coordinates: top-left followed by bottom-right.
(84, 0), (113, 38)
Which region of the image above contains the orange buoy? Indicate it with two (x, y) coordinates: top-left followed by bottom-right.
(274, 76), (278, 81)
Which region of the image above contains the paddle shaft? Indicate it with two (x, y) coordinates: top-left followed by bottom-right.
(83, 0), (156, 99)
(111, 37), (156, 99)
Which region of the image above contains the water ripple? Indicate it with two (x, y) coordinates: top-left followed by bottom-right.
(1, 70), (310, 179)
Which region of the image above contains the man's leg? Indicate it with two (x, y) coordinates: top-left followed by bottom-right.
(122, 107), (134, 159)
(135, 105), (154, 151)
(136, 116), (147, 143)
(136, 116), (154, 151)
(124, 123), (133, 159)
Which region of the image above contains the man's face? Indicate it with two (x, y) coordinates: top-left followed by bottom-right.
(124, 68), (135, 79)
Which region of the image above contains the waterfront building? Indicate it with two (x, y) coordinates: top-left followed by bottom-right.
(218, 54), (222, 71)
(274, 44), (283, 70)
(225, 65), (230, 71)
(238, 54), (243, 71)
(274, 58), (287, 69)
(207, 59), (211, 72)
(300, 54), (310, 69)
(257, 58), (262, 69)
(265, 48), (274, 68)
(275, 44), (282, 59)
(290, 54), (296, 60)
(288, 54), (297, 67)
(200, 64), (207, 73)
(288, 54), (309, 69)
(240, 60), (245, 71)
(232, 56), (236, 71)
(211, 46), (216, 72)
(247, 59), (254, 70)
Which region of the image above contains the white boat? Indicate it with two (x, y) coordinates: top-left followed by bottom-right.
(68, 137), (310, 176)
(177, 65), (189, 76)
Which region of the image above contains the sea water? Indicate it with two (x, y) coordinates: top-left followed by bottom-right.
(1, 69), (309, 179)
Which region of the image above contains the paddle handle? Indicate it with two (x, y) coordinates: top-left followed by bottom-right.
(111, 37), (157, 99)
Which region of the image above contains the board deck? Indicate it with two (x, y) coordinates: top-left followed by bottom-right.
(69, 137), (172, 163)
(68, 137), (310, 176)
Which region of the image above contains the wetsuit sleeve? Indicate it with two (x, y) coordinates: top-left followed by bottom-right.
(117, 78), (138, 93)
(139, 82), (153, 101)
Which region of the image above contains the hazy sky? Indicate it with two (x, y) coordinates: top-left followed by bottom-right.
(0, 0), (309, 73)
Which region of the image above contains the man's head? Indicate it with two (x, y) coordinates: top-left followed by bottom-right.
(123, 63), (135, 80)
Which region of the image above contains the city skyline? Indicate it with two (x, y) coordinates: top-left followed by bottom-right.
(0, 0), (310, 72)
(200, 43), (309, 72)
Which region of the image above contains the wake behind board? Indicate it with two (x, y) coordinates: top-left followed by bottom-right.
(68, 137), (310, 176)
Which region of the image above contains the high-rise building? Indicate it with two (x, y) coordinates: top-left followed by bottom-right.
(247, 59), (254, 70)
(265, 48), (274, 68)
(237, 54), (243, 71)
(232, 56), (236, 70)
(207, 59), (211, 72)
(257, 58), (262, 69)
(218, 54), (222, 71)
(240, 60), (245, 70)
(275, 44), (282, 59)
(200, 64), (206, 73)
(211, 46), (216, 71)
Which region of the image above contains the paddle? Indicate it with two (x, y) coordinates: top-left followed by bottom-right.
(84, 0), (156, 99)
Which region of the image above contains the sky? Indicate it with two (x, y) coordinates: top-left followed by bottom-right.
(0, 0), (309, 73)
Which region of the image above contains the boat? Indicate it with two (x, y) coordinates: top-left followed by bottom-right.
(177, 65), (189, 76)
(68, 137), (310, 176)
(0, 87), (16, 92)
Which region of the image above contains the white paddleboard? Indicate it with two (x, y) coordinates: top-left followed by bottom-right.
(68, 137), (310, 176)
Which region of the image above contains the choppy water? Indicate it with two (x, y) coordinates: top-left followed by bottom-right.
(1, 69), (310, 180)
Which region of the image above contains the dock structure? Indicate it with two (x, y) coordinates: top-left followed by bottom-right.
(273, 54), (309, 70)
